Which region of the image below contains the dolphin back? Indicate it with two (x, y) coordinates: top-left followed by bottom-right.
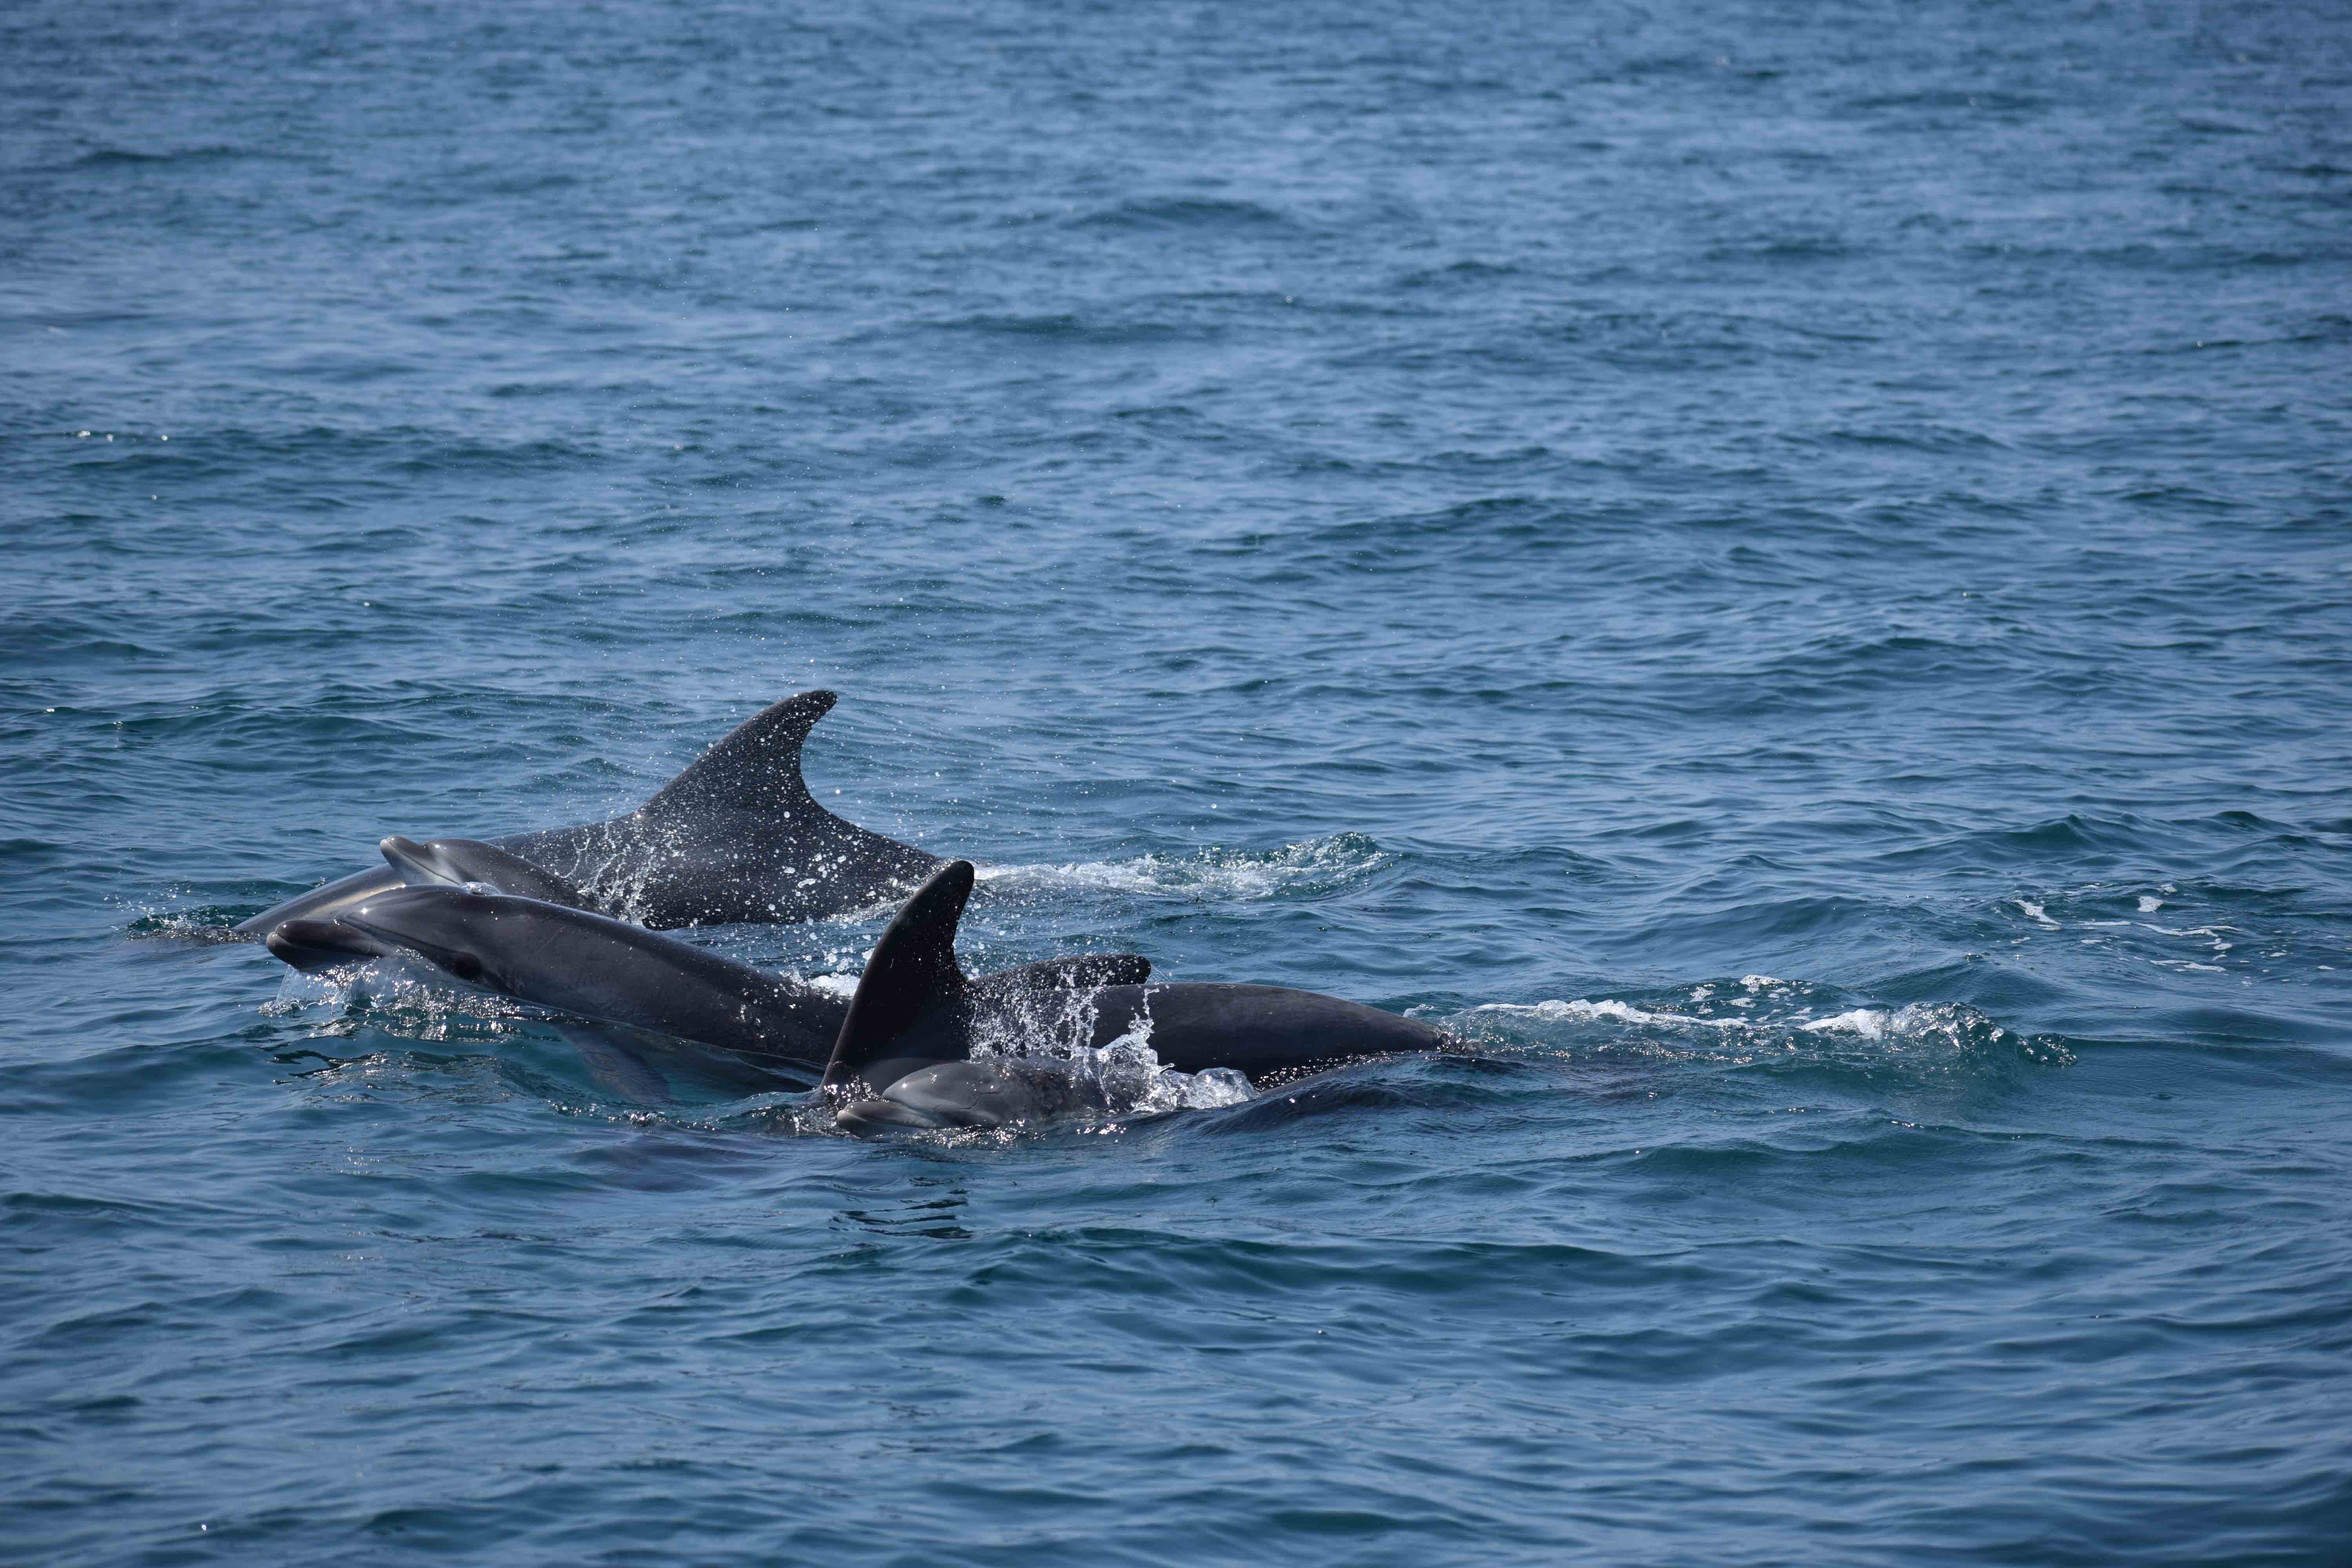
(1086, 983), (1452, 1081)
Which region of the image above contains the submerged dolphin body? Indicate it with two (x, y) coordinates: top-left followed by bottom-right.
(822, 862), (1453, 1133)
(264, 885), (1151, 1086)
(234, 691), (942, 937)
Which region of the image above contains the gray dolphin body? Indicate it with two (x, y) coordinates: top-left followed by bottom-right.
(234, 691), (941, 938)
(264, 884), (1152, 1086)
(823, 862), (1453, 1133)
(266, 885), (855, 1076)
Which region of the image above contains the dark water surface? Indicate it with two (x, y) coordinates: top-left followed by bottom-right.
(7, 0), (2352, 1561)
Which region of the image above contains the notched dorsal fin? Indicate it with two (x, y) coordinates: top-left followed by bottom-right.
(641, 690), (837, 820)
(822, 860), (976, 1090)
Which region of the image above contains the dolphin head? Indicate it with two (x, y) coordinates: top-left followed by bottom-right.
(264, 916), (402, 973)
(281, 885), (510, 986)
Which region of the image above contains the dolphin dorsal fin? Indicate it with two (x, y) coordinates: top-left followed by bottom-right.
(822, 860), (975, 1090)
(639, 690), (838, 820)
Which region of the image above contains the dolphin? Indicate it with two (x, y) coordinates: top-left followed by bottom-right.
(234, 690), (942, 938)
(264, 884), (1151, 1085)
(264, 886), (853, 1075)
(822, 861), (1453, 1133)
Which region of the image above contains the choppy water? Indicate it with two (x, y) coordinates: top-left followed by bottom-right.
(7, 0), (2352, 1561)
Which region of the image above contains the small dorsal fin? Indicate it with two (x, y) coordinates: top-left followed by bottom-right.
(639, 690), (837, 820)
(822, 860), (975, 1090)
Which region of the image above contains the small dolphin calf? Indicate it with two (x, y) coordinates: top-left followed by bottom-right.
(824, 862), (1452, 1133)
(236, 690), (941, 937)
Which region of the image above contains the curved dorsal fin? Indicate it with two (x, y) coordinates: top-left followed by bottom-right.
(822, 860), (975, 1090)
(640, 690), (837, 820)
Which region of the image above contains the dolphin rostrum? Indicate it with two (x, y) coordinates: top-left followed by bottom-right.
(822, 861), (1453, 1133)
(234, 691), (942, 937)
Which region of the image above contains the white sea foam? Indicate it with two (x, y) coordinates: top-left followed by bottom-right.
(1465, 993), (2071, 1069)
(977, 832), (1387, 904)
(1800, 1008), (1888, 1038)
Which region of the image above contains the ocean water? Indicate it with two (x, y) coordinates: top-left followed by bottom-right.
(6, 0), (2352, 1560)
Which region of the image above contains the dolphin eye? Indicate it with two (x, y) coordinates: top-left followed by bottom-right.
(446, 952), (484, 981)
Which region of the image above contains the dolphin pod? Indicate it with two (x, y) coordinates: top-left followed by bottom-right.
(251, 692), (1454, 1132)
(235, 691), (940, 937)
(262, 862), (1450, 1132)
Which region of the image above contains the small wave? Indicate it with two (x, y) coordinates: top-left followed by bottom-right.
(69, 145), (289, 172)
(1997, 881), (2295, 971)
(1459, 985), (2073, 1074)
(925, 313), (1200, 346)
(1069, 197), (1295, 232)
(980, 832), (1388, 904)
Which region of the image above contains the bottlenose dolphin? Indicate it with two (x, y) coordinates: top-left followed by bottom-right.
(823, 861), (1452, 1133)
(264, 884), (1150, 1084)
(266, 886), (853, 1074)
(234, 691), (941, 938)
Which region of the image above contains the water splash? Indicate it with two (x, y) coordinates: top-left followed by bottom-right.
(958, 979), (1257, 1119)
(123, 907), (249, 944)
(267, 955), (538, 1044)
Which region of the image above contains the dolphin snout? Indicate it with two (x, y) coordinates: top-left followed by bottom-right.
(265, 917), (393, 973)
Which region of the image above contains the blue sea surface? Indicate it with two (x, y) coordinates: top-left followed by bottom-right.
(6, 0), (2352, 1561)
